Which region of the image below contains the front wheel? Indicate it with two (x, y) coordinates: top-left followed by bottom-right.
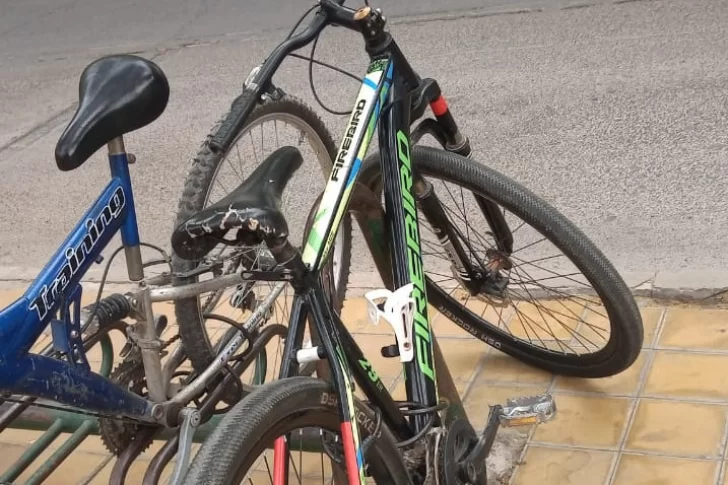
(359, 145), (643, 378)
(183, 377), (413, 485)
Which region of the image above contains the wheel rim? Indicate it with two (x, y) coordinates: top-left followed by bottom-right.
(191, 108), (343, 375)
(418, 170), (615, 357)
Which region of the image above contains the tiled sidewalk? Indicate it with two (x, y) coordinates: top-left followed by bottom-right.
(0, 284), (727, 484)
(500, 303), (728, 485)
(339, 297), (728, 485)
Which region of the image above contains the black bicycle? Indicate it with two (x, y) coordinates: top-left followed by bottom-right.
(171, 1), (644, 483)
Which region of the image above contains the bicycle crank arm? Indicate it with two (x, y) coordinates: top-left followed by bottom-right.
(167, 408), (201, 485)
(460, 393), (556, 481)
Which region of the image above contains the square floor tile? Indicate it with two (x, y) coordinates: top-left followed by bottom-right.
(573, 302), (612, 345)
(0, 288), (26, 307)
(42, 433), (164, 458)
(644, 351), (728, 401)
(464, 383), (549, 429)
(0, 443), (30, 480)
(429, 306), (469, 338)
(660, 308), (728, 350)
(553, 351), (648, 395)
(639, 306), (665, 347)
(625, 400), (725, 457)
(533, 395), (631, 447)
(613, 454), (718, 485)
(14, 449), (107, 484)
(436, 337), (488, 382)
(580, 304), (663, 348)
(0, 428), (45, 447)
(341, 298), (376, 333)
(513, 446), (614, 485)
(478, 351), (553, 385)
(92, 457), (153, 485)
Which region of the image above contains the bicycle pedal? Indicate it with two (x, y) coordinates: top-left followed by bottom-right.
(499, 393), (556, 427)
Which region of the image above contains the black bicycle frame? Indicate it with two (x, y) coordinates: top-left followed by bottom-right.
(222, 2), (477, 483)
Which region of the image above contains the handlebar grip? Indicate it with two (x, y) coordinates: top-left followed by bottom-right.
(209, 90), (258, 153)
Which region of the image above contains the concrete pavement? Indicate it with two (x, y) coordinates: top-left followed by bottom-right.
(0, 0), (727, 294)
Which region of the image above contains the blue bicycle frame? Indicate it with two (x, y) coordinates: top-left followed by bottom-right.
(0, 148), (153, 420)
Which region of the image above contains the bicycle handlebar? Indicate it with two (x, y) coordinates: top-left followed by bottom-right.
(209, 1), (360, 152)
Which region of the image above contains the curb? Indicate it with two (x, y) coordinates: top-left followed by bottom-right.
(1, 266), (727, 304)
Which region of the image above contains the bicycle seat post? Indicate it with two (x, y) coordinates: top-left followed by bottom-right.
(107, 135), (145, 282)
(107, 135), (169, 402)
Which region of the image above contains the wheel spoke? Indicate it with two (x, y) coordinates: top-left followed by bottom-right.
(510, 272), (584, 286)
(511, 236), (548, 255)
(511, 264), (600, 351)
(249, 130), (260, 164)
(509, 254), (592, 289)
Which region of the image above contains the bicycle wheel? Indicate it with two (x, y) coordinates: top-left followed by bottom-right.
(183, 377), (412, 485)
(358, 145), (643, 378)
(172, 95), (352, 375)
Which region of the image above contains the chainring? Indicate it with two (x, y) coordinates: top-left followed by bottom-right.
(440, 419), (486, 485)
(99, 359), (159, 455)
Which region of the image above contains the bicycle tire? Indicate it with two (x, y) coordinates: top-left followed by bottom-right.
(358, 145), (643, 378)
(182, 377), (412, 485)
(172, 95), (352, 375)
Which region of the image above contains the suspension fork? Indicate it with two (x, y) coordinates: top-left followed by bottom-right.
(411, 116), (514, 256)
(409, 74), (516, 256)
(412, 171), (482, 295)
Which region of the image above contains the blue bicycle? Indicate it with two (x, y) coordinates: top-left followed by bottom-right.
(0, 55), (314, 485)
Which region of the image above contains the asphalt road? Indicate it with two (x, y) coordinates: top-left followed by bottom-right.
(0, 0), (726, 292)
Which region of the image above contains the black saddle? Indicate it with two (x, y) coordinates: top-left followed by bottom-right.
(171, 146), (303, 261)
(55, 54), (170, 171)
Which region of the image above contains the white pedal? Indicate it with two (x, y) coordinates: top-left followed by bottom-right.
(364, 284), (415, 362)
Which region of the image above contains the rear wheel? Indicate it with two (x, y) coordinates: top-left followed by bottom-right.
(172, 95), (352, 377)
(359, 145), (643, 378)
(183, 377), (412, 485)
